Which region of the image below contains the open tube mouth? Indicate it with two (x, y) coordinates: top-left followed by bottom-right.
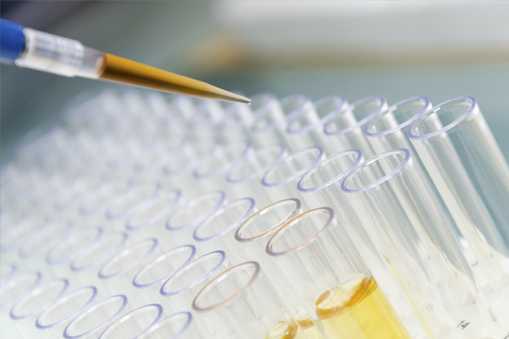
(282, 95), (316, 134)
(9, 278), (69, 320)
(63, 294), (128, 339)
(98, 238), (159, 279)
(261, 146), (324, 187)
(98, 304), (163, 339)
(70, 231), (128, 272)
(341, 149), (411, 193)
(192, 261), (260, 312)
(323, 96), (388, 135)
(166, 191), (226, 231)
(297, 149), (364, 193)
(266, 207), (335, 256)
(191, 143), (249, 180)
(235, 198), (302, 242)
(35, 286), (98, 329)
(132, 244), (196, 288)
(363, 96), (432, 137)
(193, 197), (256, 242)
(249, 95), (284, 132)
(125, 189), (183, 231)
(407, 96), (478, 140)
(46, 227), (104, 266)
(226, 144), (287, 183)
(160, 250), (226, 297)
(0, 271), (43, 308)
(139, 311), (193, 339)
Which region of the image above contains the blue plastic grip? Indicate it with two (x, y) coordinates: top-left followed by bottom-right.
(0, 18), (26, 63)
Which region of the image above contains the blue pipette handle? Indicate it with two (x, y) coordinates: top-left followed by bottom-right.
(0, 19), (26, 63)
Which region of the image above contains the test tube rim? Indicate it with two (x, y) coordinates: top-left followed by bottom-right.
(341, 148), (412, 193)
(125, 189), (183, 231)
(191, 261), (261, 312)
(138, 311), (193, 339)
(261, 146), (324, 188)
(69, 231), (129, 272)
(281, 95), (316, 134)
(265, 207), (335, 256)
(362, 96), (432, 137)
(160, 250), (227, 297)
(45, 226), (104, 266)
(0, 271), (43, 308)
(9, 278), (69, 320)
(35, 285), (98, 329)
(98, 237), (159, 280)
(132, 244), (197, 288)
(235, 198), (302, 242)
(166, 190), (226, 231)
(192, 196), (256, 242)
(407, 96), (478, 140)
(322, 96), (388, 135)
(63, 294), (128, 339)
(297, 149), (364, 193)
(98, 303), (164, 339)
(225, 144), (287, 183)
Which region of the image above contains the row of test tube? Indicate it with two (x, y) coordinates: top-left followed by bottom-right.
(1, 90), (509, 339)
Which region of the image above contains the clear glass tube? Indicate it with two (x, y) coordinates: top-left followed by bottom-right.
(35, 285), (98, 338)
(234, 198), (303, 262)
(98, 303), (163, 338)
(192, 197), (256, 254)
(265, 207), (410, 339)
(363, 96), (432, 153)
(160, 250), (227, 312)
(322, 96), (388, 155)
(260, 146), (324, 203)
(341, 149), (498, 338)
(63, 294), (128, 339)
(407, 96), (509, 328)
(165, 191), (226, 247)
(192, 261), (286, 339)
(139, 310), (200, 339)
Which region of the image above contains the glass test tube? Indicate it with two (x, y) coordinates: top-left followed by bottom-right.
(407, 96), (509, 327)
(265, 206), (410, 339)
(139, 310), (201, 339)
(192, 261), (286, 339)
(341, 149), (497, 338)
(322, 96), (388, 155)
(165, 191), (226, 247)
(159, 250), (228, 312)
(192, 196), (256, 254)
(34, 285), (98, 339)
(62, 294), (129, 339)
(97, 303), (163, 339)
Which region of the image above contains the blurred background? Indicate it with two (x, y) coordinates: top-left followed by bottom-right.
(2, 0), (509, 161)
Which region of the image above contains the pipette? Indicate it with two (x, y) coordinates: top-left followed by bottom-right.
(0, 19), (249, 103)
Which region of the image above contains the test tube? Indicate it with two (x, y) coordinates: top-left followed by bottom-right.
(322, 96), (387, 155)
(159, 250), (228, 311)
(234, 198), (303, 262)
(265, 207), (410, 339)
(341, 149), (497, 338)
(166, 191), (226, 246)
(35, 285), (98, 339)
(192, 196), (256, 254)
(97, 303), (163, 338)
(131, 244), (196, 303)
(363, 96), (432, 153)
(260, 146), (324, 203)
(62, 294), (128, 339)
(139, 310), (201, 339)
(407, 96), (509, 326)
(192, 261), (287, 339)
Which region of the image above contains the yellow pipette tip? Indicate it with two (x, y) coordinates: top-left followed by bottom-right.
(99, 53), (250, 104)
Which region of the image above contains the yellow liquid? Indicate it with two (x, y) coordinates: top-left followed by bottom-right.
(315, 276), (409, 339)
(266, 319), (324, 339)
